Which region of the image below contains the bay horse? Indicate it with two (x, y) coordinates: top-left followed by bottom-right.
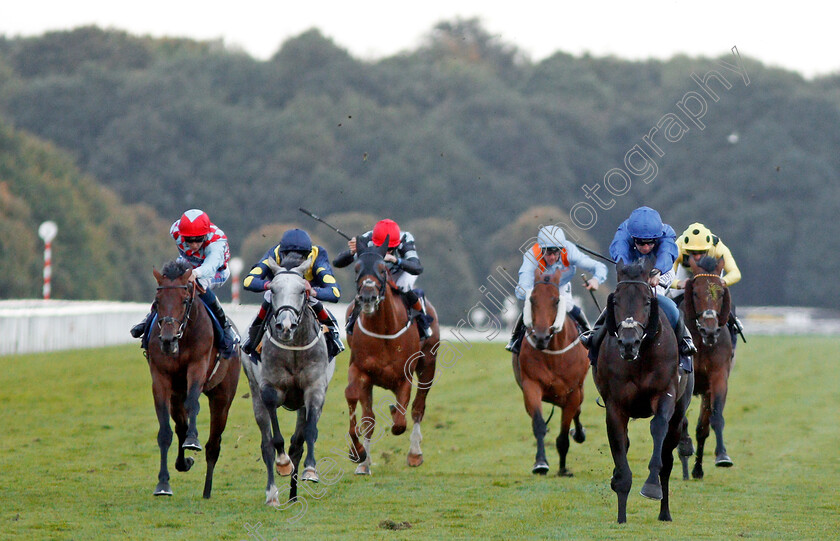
(593, 258), (694, 523)
(147, 259), (240, 498)
(241, 255), (334, 505)
(345, 237), (440, 475)
(512, 269), (588, 476)
(681, 256), (734, 479)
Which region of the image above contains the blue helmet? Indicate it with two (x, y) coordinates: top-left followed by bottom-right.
(280, 229), (312, 254)
(627, 207), (664, 240)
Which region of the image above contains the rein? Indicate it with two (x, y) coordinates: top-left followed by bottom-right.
(155, 282), (196, 339)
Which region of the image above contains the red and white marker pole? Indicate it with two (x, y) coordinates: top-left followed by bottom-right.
(38, 221), (58, 300)
(229, 257), (244, 306)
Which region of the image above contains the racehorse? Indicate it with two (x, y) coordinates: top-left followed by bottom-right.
(345, 237), (440, 475)
(512, 269), (589, 476)
(593, 258), (694, 523)
(681, 256), (734, 479)
(241, 255), (334, 505)
(147, 259), (240, 498)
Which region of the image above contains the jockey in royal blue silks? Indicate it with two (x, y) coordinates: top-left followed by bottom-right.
(130, 208), (239, 358)
(505, 225), (609, 353)
(581, 206), (696, 373)
(240, 228), (344, 362)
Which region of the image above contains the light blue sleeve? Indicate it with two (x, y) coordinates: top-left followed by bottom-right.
(566, 243), (609, 283)
(516, 254), (538, 300)
(194, 240), (226, 280)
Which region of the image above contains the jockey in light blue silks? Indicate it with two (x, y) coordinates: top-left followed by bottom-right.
(581, 206), (696, 373)
(505, 225), (609, 354)
(130, 208), (239, 357)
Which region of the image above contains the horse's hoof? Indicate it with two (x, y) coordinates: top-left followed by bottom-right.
(532, 462), (550, 475)
(570, 427), (586, 444)
(276, 454), (294, 477)
(301, 467), (319, 482)
(354, 464), (371, 475)
(265, 486), (280, 506)
(692, 465), (705, 479)
(640, 482), (663, 500)
(407, 452), (424, 467)
(557, 468), (574, 477)
(175, 456), (194, 472)
(182, 438), (202, 452)
(715, 454), (734, 467)
(153, 482), (172, 496)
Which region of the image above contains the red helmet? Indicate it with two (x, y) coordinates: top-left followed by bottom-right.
(372, 219), (401, 248)
(178, 209), (211, 238)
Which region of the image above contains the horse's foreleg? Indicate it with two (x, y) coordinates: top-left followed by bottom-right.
(658, 419), (680, 522)
(182, 380), (203, 451)
(604, 405), (631, 524)
(693, 393), (712, 479)
(391, 382), (410, 436)
(300, 388), (326, 481)
(261, 384), (292, 477)
(170, 398), (194, 473)
(556, 403), (581, 477)
(642, 392), (675, 501)
(354, 376), (376, 475)
(710, 380), (733, 467)
(287, 409), (307, 502)
(202, 389), (234, 499)
(522, 380), (548, 475)
(151, 375), (173, 496)
(345, 365), (367, 465)
(678, 416), (693, 481)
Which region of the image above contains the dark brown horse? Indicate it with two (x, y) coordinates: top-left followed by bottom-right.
(147, 259), (240, 498)
(512, 269), (589, 476)
(681, 256), (734, 479)
(594, 258), (694, 523)
(345, 239), (440, 475)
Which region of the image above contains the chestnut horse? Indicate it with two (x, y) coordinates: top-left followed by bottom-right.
(594, 258), (694, 523)
(512, 269), (588, 476)
(345, 239), (440, 475)
(147, 259), (240, 498)
(681, 256), (734, 479)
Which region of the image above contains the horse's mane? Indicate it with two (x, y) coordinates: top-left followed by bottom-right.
(695, 255), (719, 273)
(617, 259), (648, 281)
(161, 258), (191, 280)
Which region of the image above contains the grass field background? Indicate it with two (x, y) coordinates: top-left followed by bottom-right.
(1, 335), (838, 540)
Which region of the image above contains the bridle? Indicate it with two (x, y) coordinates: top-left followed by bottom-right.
(355, 264), (388, 310)
(269, 270), (309, 329)
(690, 273), (725, 329)
(155, 281), (196, 341)
(611, 279), (653, 342)
(524, 278), (563, 342)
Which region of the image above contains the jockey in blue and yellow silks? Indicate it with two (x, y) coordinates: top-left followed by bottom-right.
(240, 228), (344, 361)
(582, 206), (697, 372)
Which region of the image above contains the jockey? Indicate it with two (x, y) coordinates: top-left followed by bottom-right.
(505, 225), (608, 353)
(581, 206), (696, 372)
(240, 228), (344, 361)
(333, 218), (434, 339)
(130, 209), (239, 357)
(670, 222), (744, 347)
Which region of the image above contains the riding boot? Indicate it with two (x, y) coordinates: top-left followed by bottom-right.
(569, 305), (591, 333)
(202, 293), (239, 358)
(241, 300), (270, 355)
(675, 312), (696, 373)
(581, 308), (607, 370)
(313, 301), (344, 359)
(345, 303), (361, 336)
(130, 312), (152, 339)
(505, 312), (525, 352)
(406, 291), (433, 339)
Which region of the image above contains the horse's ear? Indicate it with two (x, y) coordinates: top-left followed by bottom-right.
(355, 235), (368, 255)
(533, 268), (541, 283)
(153, 267), (163, 284)
(615, 258), (625, 279)
(688, 256), (700, 275)
(605, 293), (617, 335)
(551, 270), (561, 284)
(715, 257), (725, 275)
(378, 235), (390, 257)
(718, 285), (731, 327)
(645, 293), (660, 338)
(183, 267), (192, 281)
(683, 279), (695, 318)
(265, 256), (282, 275)
(293, 257), (313, 276)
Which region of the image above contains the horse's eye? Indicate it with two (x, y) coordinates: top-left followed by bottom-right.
(553, 298), (559, 305)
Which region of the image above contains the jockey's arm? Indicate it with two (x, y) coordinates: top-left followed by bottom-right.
(566, 243), (608, 285)
(332, 249), (355, 269)
(192, 240), (226, 282)
(310, 251), (341, 302)
(242, 246), (279, 292)
(515, 254), (538, 301)
(717, 242), (742, 286)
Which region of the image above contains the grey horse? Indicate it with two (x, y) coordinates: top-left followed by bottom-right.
(241, 255), (334, 505)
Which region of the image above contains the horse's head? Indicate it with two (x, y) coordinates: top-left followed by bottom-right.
(686, 256), (730, 346)
(153, 259), (196, 356)
(527, 270), (565, 350)
(265, 255), (312, 342)
(608, 258), (659, 361)
(354, 236), (390, 314)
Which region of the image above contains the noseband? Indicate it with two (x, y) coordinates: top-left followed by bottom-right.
(156, 282), (196, 340)
(690, 273), (725, 329)
(269, 270), (308, 328)
(611, 280), (653, 341)
(356, 271), (387, 309)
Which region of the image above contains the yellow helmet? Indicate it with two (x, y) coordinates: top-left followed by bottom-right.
(681, 222), (715, 251)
